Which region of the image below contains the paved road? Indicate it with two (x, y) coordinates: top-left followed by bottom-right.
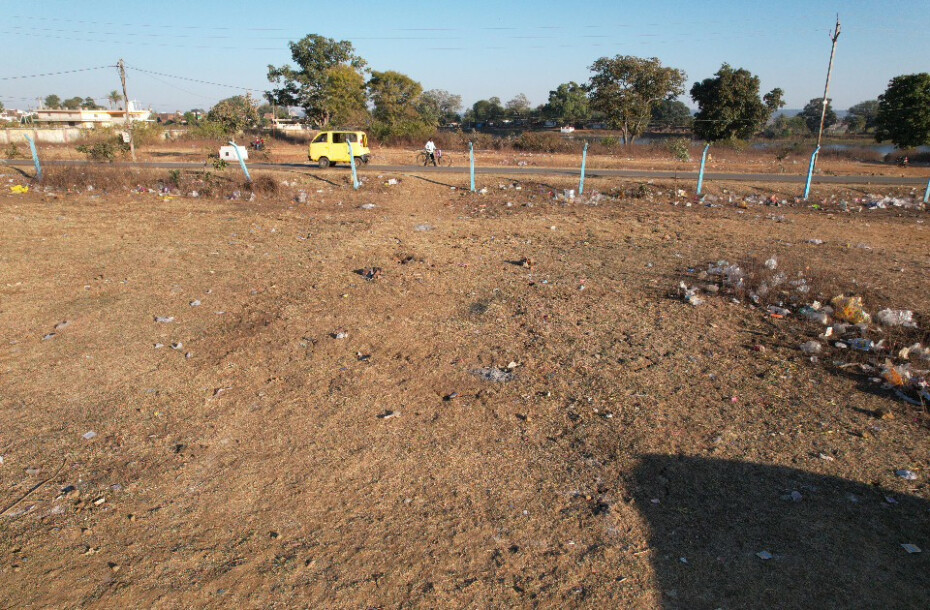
(2, 158), (927, 186)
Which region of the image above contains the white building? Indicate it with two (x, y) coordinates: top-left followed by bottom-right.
(34, 101), (152, 128)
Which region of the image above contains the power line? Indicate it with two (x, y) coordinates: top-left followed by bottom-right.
(0, 65), (114, 81)
(125, 65), (260, 92)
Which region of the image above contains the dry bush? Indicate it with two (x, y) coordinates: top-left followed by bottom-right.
(822, 147), (885, 164)
(248, 175), (279, 195)
(41, 165), (140, 191)
(513, 132), (577, 154)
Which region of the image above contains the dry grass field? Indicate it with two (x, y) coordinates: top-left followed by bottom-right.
(1, 163), (928, 608)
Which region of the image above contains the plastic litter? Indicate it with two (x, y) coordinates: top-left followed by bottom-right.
(875, 309), (916, 328)
(848, 338), (875, 352)
(10, 185), (29, 194)
(800, 341), (822, 355)
(154, 316), (175, 324)
(901, 544), (922, 554)
(756, 551), (773, 560)
(895, 469), (918, 481)
(82, 431), (97, 440)
(764, 257), (778, 270)
(799, 306), (830, 325)
(472, 367), (514, 383)
(831, 296), (871, 324)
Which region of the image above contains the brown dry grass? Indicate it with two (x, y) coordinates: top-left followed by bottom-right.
(1, 166), (928, 608)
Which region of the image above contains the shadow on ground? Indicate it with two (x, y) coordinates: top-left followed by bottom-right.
(632, 455), (929, 609)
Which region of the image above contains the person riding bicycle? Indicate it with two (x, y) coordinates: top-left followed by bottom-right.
(424, 139), (437, 166)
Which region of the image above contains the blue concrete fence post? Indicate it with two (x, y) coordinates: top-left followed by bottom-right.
(348, 141), (359, 190)
(228, 141), (251, 183)
(24, 135), (42, 182)
(697, 143), (711, 195)
(923, 176), (930, 204)
(579, 141), (588, 195)
(469, 142), (475, 193)
(803, 146), (821, 201)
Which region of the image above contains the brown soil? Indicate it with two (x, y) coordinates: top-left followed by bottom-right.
(1, 167), (928, 608)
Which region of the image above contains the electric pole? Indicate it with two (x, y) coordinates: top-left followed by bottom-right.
(816, 16), (842, 148)
(117, 59), (136, 161)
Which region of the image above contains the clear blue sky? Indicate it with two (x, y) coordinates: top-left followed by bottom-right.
(2, 0), (928, 113)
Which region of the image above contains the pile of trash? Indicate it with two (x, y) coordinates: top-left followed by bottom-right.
(679, 259), (928, 406)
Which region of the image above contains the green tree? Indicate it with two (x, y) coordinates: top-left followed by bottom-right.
(108, 90), (122, 109)
(81, 97), (101, 110)
(875, 73), (930, 148)
(587, 56), (686, 144)
(44, 95), (61, 109)
(62, 97), (84, 110)
(418, 89), (463, 126)
(690, 64), (784, 141)
(367, 70), (423, 124)
(650, 99), (693, 130)
(470, 97), (504, 123)
(324, 64), (369, 127)
(799, 97), (836, 135)
(266, 34), (367, 128)
(207, 95), (259, 133)
(763, 115), (808, 139)
(543, 82), (590, 126)
(844, 100), (879, 133)
(505, 93), (531, 118)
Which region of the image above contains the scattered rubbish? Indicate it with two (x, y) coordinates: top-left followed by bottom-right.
(875, 309), (916, 328)
(679, 282), (704, 306)
(414, 224), (434, 232)
(42, 333), (56, 341)
(296, 191), (308, 204)
(805, 239), (825, 245)
(764, 257), (778, 270)
(385, 178), (399, 186)
(443, 392), (459, 401)
(472, 367), (515, 383)
(818, 453), (835, 462)
(154, 316), (175, 324)
(355, 267), (382, 281)
(170, 342), (183, 350)
(82, 431), (97, 441)
(360, 203), (376, 210)
(800, 341), (822, 355)
(54, 321), (70, 330)
(895, 469), (918, 481)
(378, 410), (400, 420)
(10, 185), (29, 194)
(831, 296), (871, 325)
(767, 306), (791, 318)
(478, 187), (488, 195)
(189, 300), (201, 307)
(847, 338), (875, 352)
(901, 544), (922, 554)
(154, 343), (164, 349)
(331, 330), (348, 340)
(756, 551), (773, 560)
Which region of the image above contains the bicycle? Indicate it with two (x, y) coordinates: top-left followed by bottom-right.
(415, 149), (452, 167)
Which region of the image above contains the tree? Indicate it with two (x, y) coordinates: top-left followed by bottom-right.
(207, 95), (259, 133)
(324, 64), (369, 127)
(0, 101), (4, 113)
(763, 115), (808, 139)
(844, 100), (879, 133)
(418, 89), (463, 126)
(650, 99), (693, 130)
(81, 97), (101, 110)
(875, 73), (930, 148)
(108, 90), (122, 110)
(543, 82), (590, 126)
(587, 56), (686, 144)
(471, 97), (504, 123)
(62, 97), (84, 110)
(690, 64), (784, 141)
(799, 98), (837, 135)
(505, 93), (532, 118)
(266, 34), (367, 128)
(44, 95), (61, 109)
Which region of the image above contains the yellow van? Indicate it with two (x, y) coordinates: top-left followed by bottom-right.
(308, 131), (371, 168)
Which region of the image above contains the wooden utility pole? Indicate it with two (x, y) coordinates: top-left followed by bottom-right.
(117, 59), (135, 161)
(816, 17), (842, 148)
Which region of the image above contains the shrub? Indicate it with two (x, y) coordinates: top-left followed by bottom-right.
(75, 139), (129, 162)
(131, 122), (165, 146)
(666, 137), (692, 162)
(187, 121), (229, 141)
(513, 132), (575, 153)
(4, 142), (25, 159)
